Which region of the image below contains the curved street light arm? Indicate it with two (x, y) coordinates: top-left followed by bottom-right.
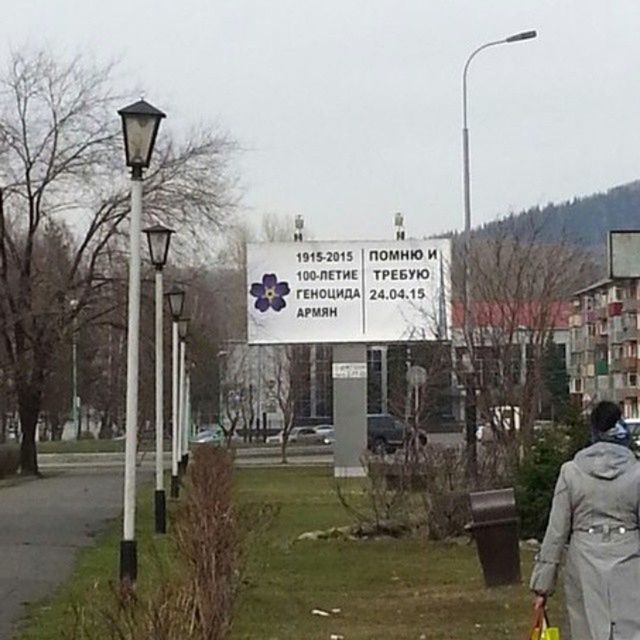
(462, 39), (506, 128)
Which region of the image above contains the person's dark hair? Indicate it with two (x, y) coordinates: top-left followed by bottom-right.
(590, 401), (622, 433)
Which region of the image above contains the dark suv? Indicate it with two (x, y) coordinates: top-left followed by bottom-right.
(367, 414), (407, 454)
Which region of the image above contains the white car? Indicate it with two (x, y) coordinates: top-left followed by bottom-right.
(265, 426), (321, 445)
(625, 418), (640, 453)
(313, 425), (335, 445)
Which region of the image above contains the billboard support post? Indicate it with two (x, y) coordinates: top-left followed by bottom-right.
(332, 343), (368, 477)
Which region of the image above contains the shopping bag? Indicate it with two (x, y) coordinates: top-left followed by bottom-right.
(529, 607), (560, 640)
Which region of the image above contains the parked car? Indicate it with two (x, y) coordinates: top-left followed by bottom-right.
(265, 426), (320, 445)
(316, 426), (335, 445)
(191, 425), (224, 446)
(367, 414), (408, 454)
(313, 424), (334, 444)
(307, 416), (411, 453)
(625, 418), (640, 455)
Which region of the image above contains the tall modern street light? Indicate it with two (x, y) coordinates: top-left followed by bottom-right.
(166, 287), (185, 498)
(177, 317), (190, 477)
(117, 98), (166, 585)
(461, 30), (537, 478)
(143, 224), (174, 535)
(69, 299), (80, 438)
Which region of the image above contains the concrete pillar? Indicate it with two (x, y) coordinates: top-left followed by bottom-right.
(332, 343), (367, 477)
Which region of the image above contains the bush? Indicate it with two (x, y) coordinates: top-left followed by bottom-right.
(515, 411), (589, 540)
(66, 445), (264, 639)
(0, 444), (19, 478)
(78, 430), (96, 440)
(337, 443), (517, 541)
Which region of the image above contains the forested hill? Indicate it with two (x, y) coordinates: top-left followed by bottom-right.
(475, 181), (640, 248)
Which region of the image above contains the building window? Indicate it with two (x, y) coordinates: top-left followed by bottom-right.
(314, 345), (333, 418)
(367, 348), (384, 414)
(291, 346), (311, 418)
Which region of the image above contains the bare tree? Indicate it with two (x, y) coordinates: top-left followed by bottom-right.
(455, 222), (596, 456)
(269, 345), (310, 464)
(0, 51), (235, 474)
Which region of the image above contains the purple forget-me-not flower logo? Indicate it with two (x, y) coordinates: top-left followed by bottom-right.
(250, 273), (290, 312)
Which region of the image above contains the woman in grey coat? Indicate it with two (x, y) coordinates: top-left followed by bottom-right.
(530, 401), (640, 640)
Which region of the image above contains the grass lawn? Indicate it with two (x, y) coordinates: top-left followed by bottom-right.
(233, 467), (566, 640)
(17, 466), (566, 640)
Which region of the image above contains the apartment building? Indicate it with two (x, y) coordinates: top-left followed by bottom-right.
(569, 278), (640, 417)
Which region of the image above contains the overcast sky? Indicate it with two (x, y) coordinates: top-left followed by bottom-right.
(2, 1), (640, 241)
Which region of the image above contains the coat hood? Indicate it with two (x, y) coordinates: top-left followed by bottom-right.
(573, 442), (636, 480)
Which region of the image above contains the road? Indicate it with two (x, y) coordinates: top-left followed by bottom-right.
(0, 469), (132, 640)
(37, 433), (463, 472)
(38, 445), (334, 470)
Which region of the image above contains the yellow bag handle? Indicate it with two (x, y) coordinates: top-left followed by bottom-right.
(528, 606), (546, 640)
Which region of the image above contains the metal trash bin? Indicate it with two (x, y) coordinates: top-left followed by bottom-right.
(466, 487), (521, 587)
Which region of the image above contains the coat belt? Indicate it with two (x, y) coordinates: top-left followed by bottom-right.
(573, 525), (638, 537)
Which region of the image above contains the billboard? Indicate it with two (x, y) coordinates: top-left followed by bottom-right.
(246, 239), (451, 345)
(609, 230), (640, 278)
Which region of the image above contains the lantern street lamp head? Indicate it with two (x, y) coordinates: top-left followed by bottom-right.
(118, 99), (166, 177)
(166, 287), (186, 320)
(178, 317), (190, 340)
(143, 224), (174, 270)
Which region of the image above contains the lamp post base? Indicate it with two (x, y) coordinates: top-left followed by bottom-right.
(170, 474), (180, 498)
(154, 490), (166, 534)
(119, 540), (137, 585)
(182, 453), (189, 472)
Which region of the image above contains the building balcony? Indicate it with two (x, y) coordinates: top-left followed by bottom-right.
(610, 358), (623, 373)
(597, 306), (608, 320)
(611, 330), (626, 344)
(622, 357), (638, 372)
(623, 299), (639, 313)
(571, 337), (585, 353)
(614, 387), (640, 403)
(609, 302), (624, 317)
(622, 327), (638, 341)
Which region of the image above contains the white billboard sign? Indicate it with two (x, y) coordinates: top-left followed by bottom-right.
(246, 239), (451, 345)
(609, 230), (640, 278)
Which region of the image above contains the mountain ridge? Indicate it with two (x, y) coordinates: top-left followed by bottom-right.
(474, 180), (640, 248)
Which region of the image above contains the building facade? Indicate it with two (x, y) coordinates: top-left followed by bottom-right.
(569, 278), (640, 417)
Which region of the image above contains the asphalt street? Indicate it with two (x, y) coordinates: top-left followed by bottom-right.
(37, 433), (463, 472)
(0, 469), (131, 640)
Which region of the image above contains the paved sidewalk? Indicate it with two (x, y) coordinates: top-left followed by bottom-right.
(0, 469), (128, 639)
